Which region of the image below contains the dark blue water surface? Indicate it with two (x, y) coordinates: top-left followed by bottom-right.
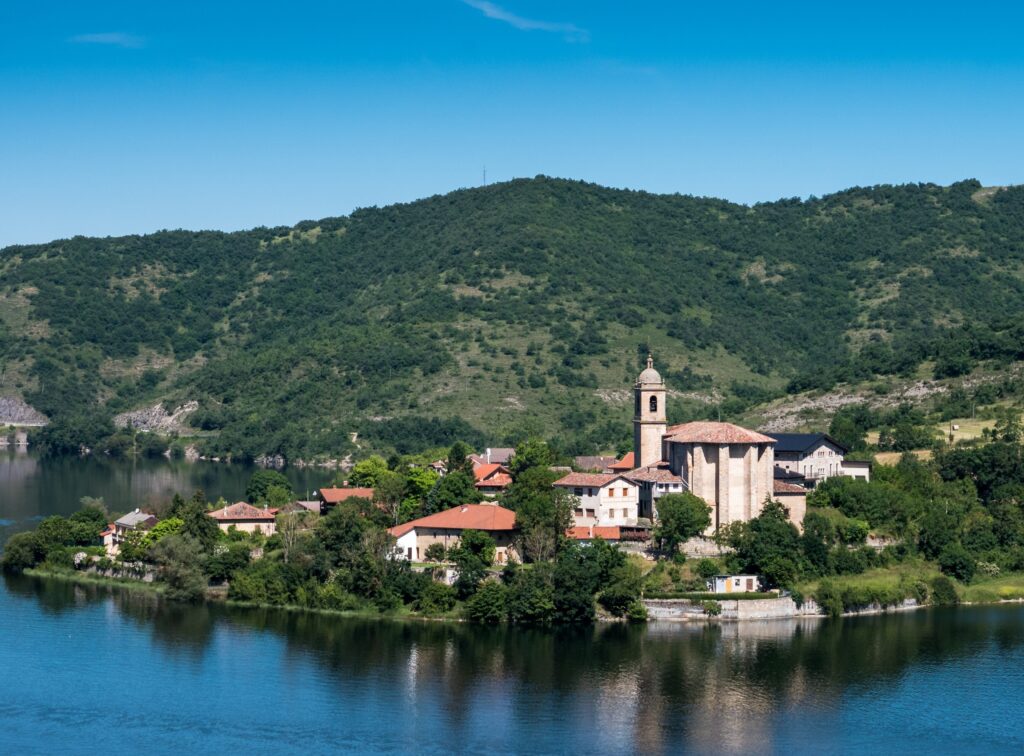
(2, 451), (1024, 754)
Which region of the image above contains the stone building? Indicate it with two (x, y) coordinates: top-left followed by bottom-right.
(626, 357), (803, 530)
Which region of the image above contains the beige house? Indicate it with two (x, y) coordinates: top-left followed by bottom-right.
(388, 503), (518, 564)
(552, 472), (640, 527)
(208, 502), (277, 535)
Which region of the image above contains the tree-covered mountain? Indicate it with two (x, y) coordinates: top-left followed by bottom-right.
(2, 177), (1024, 460)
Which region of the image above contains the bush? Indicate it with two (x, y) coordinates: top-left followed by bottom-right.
(316, 582), (364, 612)
(463, 581), (508, 624)
(424, 543), (447, 563)
(701, 600), (722, 616)
(695, 558), (719, 580)
(938, 544), (976, 583)
(417, 581), (457, 615)
(625, 601), (648, 622)
(1, 531), (44, 572)
(930, 575), (960, 605)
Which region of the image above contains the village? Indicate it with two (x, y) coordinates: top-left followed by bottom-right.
(96, 357), (872, 600)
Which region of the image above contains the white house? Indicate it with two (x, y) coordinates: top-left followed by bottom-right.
(552, 472), (640, 527)
(707, 574), (761, 594)
(768, 433), (871, 487)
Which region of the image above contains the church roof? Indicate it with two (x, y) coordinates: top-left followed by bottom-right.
(636, 354), (663, 386)
(664, 421), (775, 445)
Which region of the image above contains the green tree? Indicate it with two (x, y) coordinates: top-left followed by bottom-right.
(374, 470), (407, 525)
(450, 529), (496, 598)
(654, 493), (711, 555)
(349, 455), (390, 487)
(245, 470), (292, 504)
(508, 438), (553, 476)
(502, 466), (574, 561)
(425, 471), (477, 514)
(150, 535), (207, 602)
(506, 565), (555, 625)
(446, 441), (475, 476)
(463, 581), (508, 623)
(172, 492), (221, 550)
(1, 531), (44, 572)
(938, 544), (976, 583)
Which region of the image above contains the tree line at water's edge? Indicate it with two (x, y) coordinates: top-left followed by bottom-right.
(7, 429), (1024, 622)
(4, 177), (1024, 460)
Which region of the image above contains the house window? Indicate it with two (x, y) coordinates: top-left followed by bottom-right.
(574, 508), (583, 516)
(621, 488), (628, 497)
(608, 488), (616, 497)
(586, 509), (595, 518)
(622, 509), (628, 518)
(574, 487), (583, 496)
(649, 396), (658, 413)
(588, 488), (595, 496)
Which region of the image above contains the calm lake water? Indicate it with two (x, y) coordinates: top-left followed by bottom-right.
(2, 450), (1024, 754)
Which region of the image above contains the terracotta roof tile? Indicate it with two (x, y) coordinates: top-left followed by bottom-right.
(566, 526), (623, 540)
(472, 463), (510, 482)
(773, 480), (807, 494)
(475, 472), (512, 489)
(319, 487), (375, 504)
(608, 452), (635, 470)
(664, 421), (775, 445)
(553, 472), (631, 488)
(208, 502), (276, 521)
(387, 504), (517, 538)
(626, 465), (684, 484)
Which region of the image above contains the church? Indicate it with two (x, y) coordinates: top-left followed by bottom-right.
(627, 356), (805, 531)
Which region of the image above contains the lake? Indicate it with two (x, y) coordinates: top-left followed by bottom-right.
(2, 450), (1024, 754)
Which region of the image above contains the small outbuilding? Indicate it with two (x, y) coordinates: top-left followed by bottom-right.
(707, 574), (761, 594)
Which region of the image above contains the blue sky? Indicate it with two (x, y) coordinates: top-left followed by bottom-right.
(2, 1), (1023, 247)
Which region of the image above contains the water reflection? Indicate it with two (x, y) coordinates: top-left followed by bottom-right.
(6, 571), (1023, 753)
(0, 450), (332, 541)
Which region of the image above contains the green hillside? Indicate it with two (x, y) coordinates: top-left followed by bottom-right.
(2, 177), (1024, 460)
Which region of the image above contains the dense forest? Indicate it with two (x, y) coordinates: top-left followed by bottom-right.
(2, 177), (1024, 460)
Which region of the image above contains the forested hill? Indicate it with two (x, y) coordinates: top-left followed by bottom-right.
(2, 177), (1024, 460)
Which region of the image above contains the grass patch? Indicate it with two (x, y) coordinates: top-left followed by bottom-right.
(961, 573), (1024, 603)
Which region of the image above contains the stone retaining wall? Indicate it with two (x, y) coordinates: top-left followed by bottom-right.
(644, 596), (919, 621)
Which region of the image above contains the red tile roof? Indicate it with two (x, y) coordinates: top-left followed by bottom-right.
(472, 463), (510, 482)
(626, 464), (684, 484)
(608, 452), (635, 470)
(664, 421), (775, 445)
(388, 504), (517, 538)
(319, 487), (375, 504)
(773, 480), (807, 494)
(566, 525), (623, 541)
(553, 472), (631, 488)
(475, 472), (512, 489)
(208, 502), (276, 521)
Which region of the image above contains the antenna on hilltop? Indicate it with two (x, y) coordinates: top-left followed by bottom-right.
(483, 166), (487, 186)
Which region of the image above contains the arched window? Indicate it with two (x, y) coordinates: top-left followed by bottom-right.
(649, 395), (658, 413)
(635, 393), (640, 414)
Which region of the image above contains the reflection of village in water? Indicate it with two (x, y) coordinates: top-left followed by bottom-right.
(7, 572), (1021, 753)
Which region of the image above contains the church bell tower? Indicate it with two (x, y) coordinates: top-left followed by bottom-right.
(633, 354), (667, 469)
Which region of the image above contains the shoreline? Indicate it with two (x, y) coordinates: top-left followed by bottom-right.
(18, 567), (1024, 625)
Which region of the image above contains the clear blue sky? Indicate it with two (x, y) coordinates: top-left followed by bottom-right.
(2, 1), (1023, 247)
